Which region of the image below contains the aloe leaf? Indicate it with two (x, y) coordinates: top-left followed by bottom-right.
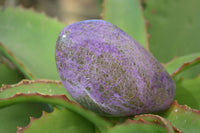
(144, 0), (200, 62)
(175, 76), (200, 110)
(133, 114), (176, 133)
(0, 80), (113, 132)
(107, 119), (167, 133)
(17, 108), (95, 133)
(0, 7), (65, 80)
(0, 55), (24, 86)
(164, 53), (200, 80)
(160, 101), (200, 133)
(102, 0), (148, 48)
(0, 103), (50, 133)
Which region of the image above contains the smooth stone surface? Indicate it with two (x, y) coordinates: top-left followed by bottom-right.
(55, 20), (176, 116)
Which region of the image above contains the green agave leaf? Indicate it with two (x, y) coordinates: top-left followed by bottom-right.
(97, 0), (103, 13)
(144, 0), (200, 62)
(164, 53), (200, 80)
(0, 103), (50, 133)
(0, 7), (65, 80)
(17, 108), (95, 133)
(0, 55), (24, 86)
(133, 114), (176, 133)
(0, 80), (113, 132)
(0, 42), (33, 79)
(107, 119), (167, 133)
(102, 0), (148, 48)
(160, 101), (200, 133)
(175, 76), (200, 110)
(0, 80), (73, 101)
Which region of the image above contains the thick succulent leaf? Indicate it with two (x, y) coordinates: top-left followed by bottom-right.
(160, 101), (200, 133)
(107, 119), (167, 133)
(133, 114), (176, 133)
(0, 42), (33, 79)
(164, 53), (200, 80)
(175, 76), (200, 110)
(0, 80), (73, 101)
(0, 103), (50, 133)
(0, 7), (65, 80)
(17, 108), (95, 133)
(102, 0), (148, 48)
(0, 80), (113, 132)
(144, 0), (200, 62)
(0, 94), (112, 132)
(0, 55), (24, 86)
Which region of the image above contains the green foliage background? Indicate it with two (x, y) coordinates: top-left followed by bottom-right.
(0, 0), (200, 133)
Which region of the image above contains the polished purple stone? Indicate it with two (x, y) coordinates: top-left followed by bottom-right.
(55, 20), (176, 116)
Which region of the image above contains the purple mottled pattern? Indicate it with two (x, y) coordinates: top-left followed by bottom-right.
(55, 20), (176, 116)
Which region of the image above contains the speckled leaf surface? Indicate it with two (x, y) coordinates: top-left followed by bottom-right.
(18, 108), (95, 133)
(0, 103), (50, 133)
(160, 101), (200, 133)
(0, 7), (65, 80)
(103, 0), (148, 48)
(107, 119), (167, 133)
(175, 76), (200, 110)
(144, 0), (200, 62)
(0, 80), (113, 132)
(0, 55), (24, 86)
(164, 53), (200, 80)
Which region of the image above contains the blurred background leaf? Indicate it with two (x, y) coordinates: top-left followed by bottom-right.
(143, 0), (200, 62)
(164, 53), (200, 80)
(175, 76), (200, 110)
(0, 7), (65, 80)
(102, 0), (148, 48)
(0, 55), (24, 86)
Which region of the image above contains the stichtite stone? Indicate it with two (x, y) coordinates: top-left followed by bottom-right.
(55, 20), (176, 116)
